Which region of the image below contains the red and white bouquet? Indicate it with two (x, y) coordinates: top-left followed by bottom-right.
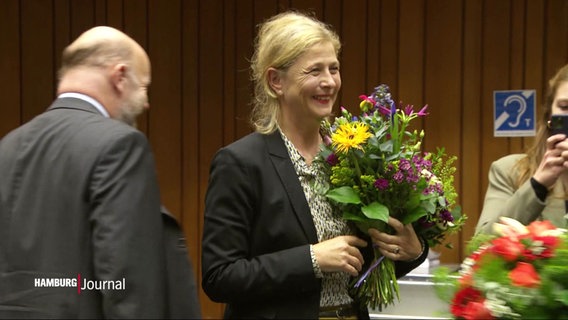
(435, 217), (568, 319)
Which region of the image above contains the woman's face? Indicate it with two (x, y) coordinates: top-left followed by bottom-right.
(551, 81), (568, 115)
(277, 41), (341, 122)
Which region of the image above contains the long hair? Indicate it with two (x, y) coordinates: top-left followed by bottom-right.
(514, 64), (568, 188)
(249, 11), (341, 134)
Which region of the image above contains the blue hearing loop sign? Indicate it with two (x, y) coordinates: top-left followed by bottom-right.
(493, 90), (536, 137)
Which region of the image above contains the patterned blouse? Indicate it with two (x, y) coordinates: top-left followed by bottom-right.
(280, 130), (356, 307)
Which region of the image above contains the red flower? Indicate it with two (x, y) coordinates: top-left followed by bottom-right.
(462, 301), (494, 320)
(509, 262), (540, 288)
(491, 236), (524, 261)
(527, 220), (556, 236)
(451, 287), (484, 318)
(523, 235), (559, 260)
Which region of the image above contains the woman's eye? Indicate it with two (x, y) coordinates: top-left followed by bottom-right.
(330, 67), (340, 74)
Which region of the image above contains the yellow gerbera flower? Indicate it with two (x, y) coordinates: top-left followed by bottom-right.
(331, 122), (372, 154)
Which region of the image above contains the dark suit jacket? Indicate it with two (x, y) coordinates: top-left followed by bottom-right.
(161, 206), (202, 319)
(0, 98), (167, 318)
(201, 131), (427, 319)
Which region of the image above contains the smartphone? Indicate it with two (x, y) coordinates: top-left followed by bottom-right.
(549, 114), (568, 136)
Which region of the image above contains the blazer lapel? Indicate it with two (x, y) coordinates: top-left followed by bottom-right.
(264, 132), (319, 244)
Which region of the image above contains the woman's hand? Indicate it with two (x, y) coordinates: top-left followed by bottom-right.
(533, 134), (568, 188)
(312, 236), (367, 276)
(368, 217), (423, 262)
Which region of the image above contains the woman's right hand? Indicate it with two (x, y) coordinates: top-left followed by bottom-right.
(534, 134), (568, 187)
(312, 236), (367, 277)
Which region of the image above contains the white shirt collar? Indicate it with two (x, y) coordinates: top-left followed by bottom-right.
(57, 92), (110, 118)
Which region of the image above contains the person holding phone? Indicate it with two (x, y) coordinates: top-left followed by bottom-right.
(476, 63), (568, 234)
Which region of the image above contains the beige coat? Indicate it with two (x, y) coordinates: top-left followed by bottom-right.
(476, 154), (567, 234)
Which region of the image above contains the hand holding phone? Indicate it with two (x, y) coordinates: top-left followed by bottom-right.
(549, 114), (568, 136)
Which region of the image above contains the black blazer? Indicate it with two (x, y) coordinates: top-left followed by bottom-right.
(201, 131), (426, 319)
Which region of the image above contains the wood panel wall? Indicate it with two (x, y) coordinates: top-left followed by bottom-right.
(1, 0), (567, 318)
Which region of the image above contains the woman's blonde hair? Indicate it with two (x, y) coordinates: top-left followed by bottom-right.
(515, 64), (568, 187)
(249, 11), (341, 134)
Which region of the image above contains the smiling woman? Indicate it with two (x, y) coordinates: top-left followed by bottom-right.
(200, 10), (427, 320)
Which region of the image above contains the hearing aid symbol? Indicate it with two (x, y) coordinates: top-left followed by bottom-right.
(493, 90), (536, 137)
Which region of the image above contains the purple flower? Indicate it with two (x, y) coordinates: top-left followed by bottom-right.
(390, 102), (397, 122)
(439, 209), (454, 223)
(393, 171), (404, 183)
(371, 84), (394, 109)
(374, 178), (389, 190)
(418, 216), (435, 229)
(405, 174), (419, 185)
(417, 105), (429, 116)
(322, 135), (332, 146)
(326, 153), (339, 166)
(399, 158), (411, 171)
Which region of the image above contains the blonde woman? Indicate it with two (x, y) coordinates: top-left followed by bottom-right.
(201, 11), (426, 319)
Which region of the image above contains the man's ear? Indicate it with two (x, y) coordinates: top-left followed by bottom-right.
(110, 63), (128, 92)
(267, 67), (283, 96)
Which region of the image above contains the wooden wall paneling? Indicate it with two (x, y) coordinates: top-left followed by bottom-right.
(181, 0), (200, 276)
(524, 0), (544, 130)
(322, 0), (343, 105)
(53, 0), (71, 88)
(124, 0), (149, 136)
(424, 0), (464, 262)
(365, 0), (381, 90)
(461, 0), (483, 254)
(69, 0), (96, 39)
(508, 0), (525, 155)
(94, 0), (107, 25)
(198, 0), (227, 317)
(181, 0), (203, 316)
(20, 0), (55, 123)
(544, 0), (568, 83)
(479, 0), (511, 201)
(378, 0), (399, 98)
(147, 0), (182, 215)
(223, 0), (237, 144)
(0, 0), (21, 138)
(291, 0), (323, 13)
(234, 0), (255, 139)
(339, 0), (367, 111)
(253, 0), (279, 25)
(398, 0), (424, 132)
(106, 0), (124, 28)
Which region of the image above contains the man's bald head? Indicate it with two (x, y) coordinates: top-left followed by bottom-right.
(57, 26), (151, 126)
(58, 26), (143, 79)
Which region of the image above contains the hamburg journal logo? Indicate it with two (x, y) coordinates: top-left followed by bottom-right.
(34, 274), (126, 294)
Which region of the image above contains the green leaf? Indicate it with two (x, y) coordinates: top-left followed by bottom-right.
(401, 206), (427, 225)
(404, 192), (421, 211)
(343, 211), (367, 222)
(326, 186), (361, 204)
(422, 197), (437, 213)
(361, 202), (389, 222)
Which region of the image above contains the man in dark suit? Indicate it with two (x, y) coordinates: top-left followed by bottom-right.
(0, 26), (200, 318)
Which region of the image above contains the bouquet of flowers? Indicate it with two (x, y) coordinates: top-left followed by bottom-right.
(316, 84), (466, 310)
(434, 217), (568, 319)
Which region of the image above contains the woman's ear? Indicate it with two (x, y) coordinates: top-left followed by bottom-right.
(267, 67), (283, 95)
